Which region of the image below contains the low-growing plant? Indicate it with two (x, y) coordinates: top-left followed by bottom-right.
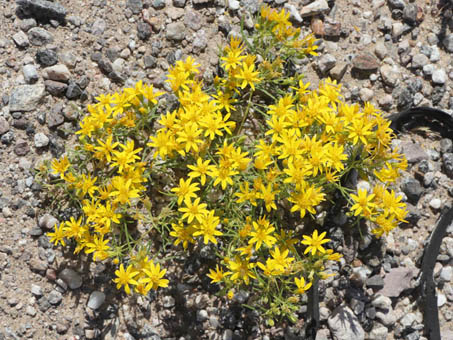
(41, 5), (408, 325)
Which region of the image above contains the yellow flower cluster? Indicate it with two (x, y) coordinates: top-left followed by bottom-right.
(44, 4), (407, 322)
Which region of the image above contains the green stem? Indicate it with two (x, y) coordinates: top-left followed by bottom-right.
(237, 91), (254, 135)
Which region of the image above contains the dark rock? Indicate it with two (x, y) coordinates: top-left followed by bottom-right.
(152, 0), (165, 9)
(77, 76), (90, 89)
(405, 203), (421, 225)
(44, 80), (68, 97)
(1, 131), (14, 145)
(402, 3), (417, 25)
(65, 82), (82, 99)
(108, 71), (126, 84)
(401, 177), (424, 204)
(431, 85), (446, 106)
(90, 52), (102, 63)
(12, 118), (29, 130)
(59, 268), (83, 289)
(443, 153), (453, 178)
(393, 86), (413, 110)
(352, 53), (380, 71)
(443, 34), (453, 53)
(137, 21), (152, 40)
(16, 0), (66, 23)
(97, 58), (113, 74)
(106, 47), (120, 62)
(36, 49), (58, 66)
(366, 275), (385, 290)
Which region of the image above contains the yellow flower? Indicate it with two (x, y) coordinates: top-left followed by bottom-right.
(51, 156), (70, 179)
(187, 158), (216, 186)
(170, 222), (196, 250)
(85, 235), (110, 261)
(301, 230), (330, 255)
(350, 189), (376, 217)
(192, 210), (222, 244)
(47, 222), (66, 247)
(113, 264), (139, 294)
(178, 197), (208, 224)
(294, 277), (312, 294)
(140, 262), (169, 291)
(249, 217), (277, 250)
(236, 62), (261, 91)
(207, 265), (230, 283)
(171, 178), (200, 205)
(109, 176), (140, 205)
(228, 256), (256, 285)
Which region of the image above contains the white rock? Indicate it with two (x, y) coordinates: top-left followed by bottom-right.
(429, 198), (442, 210)
(438, 293), (447, 307)
(439, 267), (453, 283)
(300, 0), (329, 17)
(42, 64), (71, 83)
(432, 69), (447, 85)
(228, 0), (240, 11)
(328, 306), (365, 340)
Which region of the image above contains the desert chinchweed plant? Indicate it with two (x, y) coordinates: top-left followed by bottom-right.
(40, 5), (408, 325)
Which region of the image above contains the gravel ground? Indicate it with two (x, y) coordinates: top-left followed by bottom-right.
(0, 0), (453, 339)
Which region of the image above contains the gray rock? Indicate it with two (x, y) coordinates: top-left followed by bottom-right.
(16, 0), (67, 23)
(67, 15), (82, 27)
(223, 330), (233, 340)
(423, 64), (435, 77)
(28, 27), (54, 46)
(374, 41), (388, 60)
(317, 53), (336, 74)
(20, 18), (37, 31)
(379, 267), (415, 297)
(166, 22), (185, 41)
(185, 10), (201, 31)
(401, 141), (429, 163)
(375, 309), (396, 327)
(439, 266), (453, 283)
(45, 80), (68, 97)
(411, 53), (429, 68)
(443, 153), (453, 178)
(9, 84), (46, 112)
(380, 64), (399, 87)
(23, 64), (39, 84)
(432, 68), (447, 85)
(438, 293), (447, 307)
(91, 18), (106, 35)
(87, 291), (105, 310)
(192, 30), (208, 54)
(31, 284), (43, 297)
(137, 21), (152, 41)
(34, 132), (49, 148)
(48, 290), (63, 305)
(440, 138), (453, 154)
(401, 177), (423, 203)
(127, 0), (143, 13)
(36, 49), (58, 66)
(13, 31), (30, 48)
(39, 214), (59, 231)
(300, 0), (329, 17)
(359, 88), (374, 102)
(0, 117), (10, 135)
(143, 55), (156, 69)
(392, 22), (406, 39)
(42, 64), (71, 83)
(60, 52), (77, 69)
(197, 309), (209, 322)
(59, 268), (83, 289)
(443, 34), (453, 53)
(327, 306), (365, 340)
(430, 46), (440, 62)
